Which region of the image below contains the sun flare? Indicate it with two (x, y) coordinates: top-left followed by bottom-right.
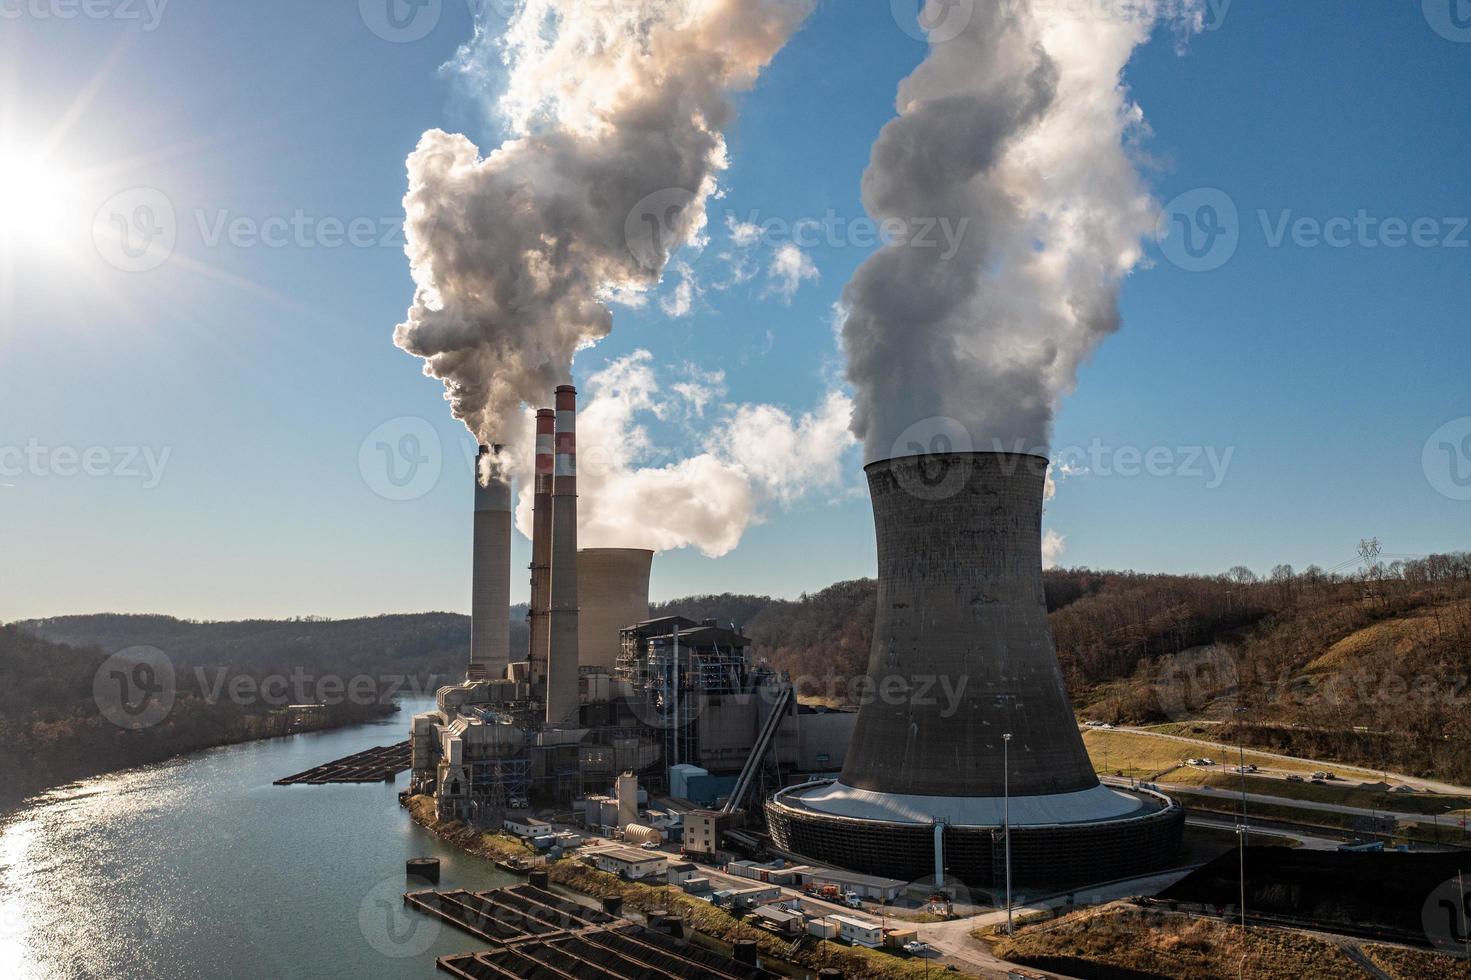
(0, 144), (77, 253)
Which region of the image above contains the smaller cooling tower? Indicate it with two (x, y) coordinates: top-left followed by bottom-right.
(577, 548), (654, 670)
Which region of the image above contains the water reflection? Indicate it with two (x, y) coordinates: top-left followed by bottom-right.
(0, 699), (507, 979)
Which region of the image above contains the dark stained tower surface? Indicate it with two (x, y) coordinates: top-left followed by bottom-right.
(839, 452), (1099, 799)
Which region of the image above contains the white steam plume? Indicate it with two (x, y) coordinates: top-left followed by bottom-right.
(512, 351), (856, 557)
(842, 0), (1201, 462)
(394, 0), (814, 469)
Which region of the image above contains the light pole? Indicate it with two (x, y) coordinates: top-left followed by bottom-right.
(1233, 706), (1248, 980)
(1003, 732), (1013, 937)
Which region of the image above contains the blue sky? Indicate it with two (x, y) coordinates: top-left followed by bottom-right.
(1, 0), (1468, 622)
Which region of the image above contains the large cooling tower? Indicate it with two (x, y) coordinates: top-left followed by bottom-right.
(767, 453), (1183, 889)
(468, 445), (511, 681)
(527, 408), (555, 682)
(545, 385), (580, 725)
(577, 548), (654, 669)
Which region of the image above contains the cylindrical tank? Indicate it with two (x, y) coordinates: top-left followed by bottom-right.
(469, 445), (511, 681)
(622, 823), (663, 847)
(732, 940), (758, 965)
(602, 894), (625, 916)
(528, 868), (550, 890)
(577, 548), (653, 669)
(546, 385), (580, 724)
(838, 453), (1098, 799)
(406, 857), (440, 884)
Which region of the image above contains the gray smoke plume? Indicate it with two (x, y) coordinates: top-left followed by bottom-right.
(395, 0), (814, 467)
(842, 0), (1202, 462)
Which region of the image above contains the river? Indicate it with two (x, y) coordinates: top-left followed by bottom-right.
(0, 697), (515, 979)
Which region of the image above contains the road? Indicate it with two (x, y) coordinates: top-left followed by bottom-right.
(1093, 724), (1471, 798)
(1157, 780), (1471, 829)
(910, 868), (1195, 977)
(1185, 814), (1345, 850)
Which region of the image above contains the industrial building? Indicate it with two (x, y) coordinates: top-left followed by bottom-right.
(408, 383), (856, 824)
(767, 452), (1184, 890)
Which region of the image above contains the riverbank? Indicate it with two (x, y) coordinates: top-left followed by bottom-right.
(404, 794), (944, 980)
(1, 700), (399, 806)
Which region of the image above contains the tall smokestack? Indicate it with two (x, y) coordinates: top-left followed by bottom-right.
(527, 409), (555, 683)
(545, 385), (579, 724)
(469, 445), (511, 682)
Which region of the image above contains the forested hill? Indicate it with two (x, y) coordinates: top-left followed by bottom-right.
(18, 609), (528, 684)
(14, 553), (1471, 781)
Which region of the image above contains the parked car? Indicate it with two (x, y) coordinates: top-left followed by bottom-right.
(1286, 774), (1305, 782)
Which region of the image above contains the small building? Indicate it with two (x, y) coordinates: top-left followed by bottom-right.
(828, 914), (883, 948)
(711, 884), (780, 910)
(726, 860), (801, 886)
(883, 927), (918, 950)
(680, 876), (711, 894)
(683, 808), (731, 860)
(503, 812), (554, 839)
(666, 861), (700, 885)
(797, 867), (906, 902)
(585, 846), (668, 881)
(807, 917), (838, 940)
(750, 905), (804, 935)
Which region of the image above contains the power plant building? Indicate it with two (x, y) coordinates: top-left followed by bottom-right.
(408, 383), (855, 824)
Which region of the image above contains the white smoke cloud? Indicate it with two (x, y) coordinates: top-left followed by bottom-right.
(766, 242), (820, 300)
(394, 0), (815, 467)
(511, 350), (856, 556)
(841, 0), (1201, 462)
(716, 390), (856, 504)
(1042, 528), (1067, 569)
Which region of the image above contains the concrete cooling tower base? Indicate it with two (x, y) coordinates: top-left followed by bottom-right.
(767, 780), (1184, 890)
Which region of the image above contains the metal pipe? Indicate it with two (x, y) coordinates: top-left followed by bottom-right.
(1003, 732), (1012, 936)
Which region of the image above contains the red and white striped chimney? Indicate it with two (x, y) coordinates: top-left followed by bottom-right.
(545, 385), (580, 724)
(527, 409), (555, 682)
(468, 445), (511, 682)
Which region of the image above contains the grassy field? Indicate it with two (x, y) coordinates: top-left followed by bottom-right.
(1367, 944), (1471, 979)
(992, 902), (1467, 980)
(992, 903), (1361, 979)
(1163, 768), (1471, 815)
